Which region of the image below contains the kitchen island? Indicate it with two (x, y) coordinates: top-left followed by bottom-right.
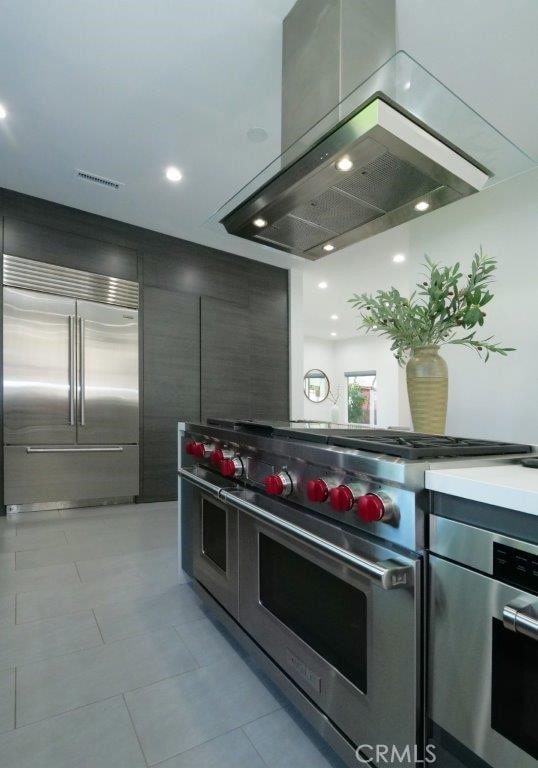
(426, 463), (538, 517)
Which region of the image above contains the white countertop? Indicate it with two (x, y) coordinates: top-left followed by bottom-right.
(425, 464), (538, 517)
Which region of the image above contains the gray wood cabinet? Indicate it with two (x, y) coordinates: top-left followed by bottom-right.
(142, 288), (200, 501)
(201, 297), (251, 422)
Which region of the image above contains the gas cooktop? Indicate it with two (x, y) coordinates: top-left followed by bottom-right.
(207, 419), (532, 460)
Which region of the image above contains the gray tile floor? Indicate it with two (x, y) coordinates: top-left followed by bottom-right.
(0, 501), (346, 767)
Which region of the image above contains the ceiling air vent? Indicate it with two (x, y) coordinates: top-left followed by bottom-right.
(75, 169), (123, 190)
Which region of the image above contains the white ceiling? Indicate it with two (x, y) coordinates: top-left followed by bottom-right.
(1, 0), (537, 297)
(0, 0), (298, 269)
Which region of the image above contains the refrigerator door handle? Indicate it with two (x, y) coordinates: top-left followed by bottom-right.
(26, 446), (124, 453)
(78, 316), (86, 426)
(68, 315), (76, 425)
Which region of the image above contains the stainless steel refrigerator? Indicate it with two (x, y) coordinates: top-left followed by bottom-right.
(3, 255), (139, 512)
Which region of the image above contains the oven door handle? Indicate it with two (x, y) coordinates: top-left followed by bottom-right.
(179, 467), (235, 499)
(503, 597), (538, 641)
(223, 490), (413, 590)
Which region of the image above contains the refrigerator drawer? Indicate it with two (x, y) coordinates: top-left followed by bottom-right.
(4, 445), (139, 506)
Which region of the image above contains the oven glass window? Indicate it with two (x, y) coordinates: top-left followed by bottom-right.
(201, 500), (227, 572)
(259, 534), (367, 692)
(491, 618), (538, 759)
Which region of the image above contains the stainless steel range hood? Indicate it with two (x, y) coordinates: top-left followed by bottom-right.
(214, 0), (534, 260)
(222, 97), (489, 259)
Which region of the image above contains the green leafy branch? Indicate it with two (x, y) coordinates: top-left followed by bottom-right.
(348, 248), (514, 365)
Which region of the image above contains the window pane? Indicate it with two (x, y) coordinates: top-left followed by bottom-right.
(346, 372), (377, 425)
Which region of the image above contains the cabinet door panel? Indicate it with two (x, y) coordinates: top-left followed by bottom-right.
(142, 288), (200, 501)
(201, 297), (251, 422)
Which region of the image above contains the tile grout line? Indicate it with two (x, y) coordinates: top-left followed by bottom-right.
(14, 692), (124, 731)
(148, 726), (253, 768)
(91, 608), (106, 644)
(73, 560), (83, 583)
(122, 693), (150, 767)
(14, 665), (204, 732)
(240, 723), (273, 768)
(13, 667), (17, 729)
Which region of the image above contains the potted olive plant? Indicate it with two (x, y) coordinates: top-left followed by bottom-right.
(348, 249), (513, 434)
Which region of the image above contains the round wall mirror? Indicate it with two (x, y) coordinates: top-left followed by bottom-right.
(303, 369), (330, 403)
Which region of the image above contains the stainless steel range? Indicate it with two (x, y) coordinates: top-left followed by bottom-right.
(178, 419), (531, 768)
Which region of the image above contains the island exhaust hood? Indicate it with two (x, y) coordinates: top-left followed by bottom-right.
(222, 96), (489, 259)
(217, 0), (534, 260)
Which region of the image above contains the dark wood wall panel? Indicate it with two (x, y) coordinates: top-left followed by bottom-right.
(3, 218), (138, 280)
(247, 262), (289, 422)
(201, 297), (251, 422)
(142, 248), (248, 305)
(142, 288), (200, 501)
(0, 186), (290, 505)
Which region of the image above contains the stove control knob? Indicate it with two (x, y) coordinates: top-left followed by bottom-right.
(210, 448), (234, 466)
(306, 479), (329, 503)
(220, 457), (244, 478)
(329, 485), (356, 513)
(185, 440), (199, 456)
(192, 442), (215, 459)
(264, 472), (293, 497)
(356, 493), (396, 524)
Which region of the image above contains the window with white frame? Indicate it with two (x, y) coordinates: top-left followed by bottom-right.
(345, 371), (377, 425)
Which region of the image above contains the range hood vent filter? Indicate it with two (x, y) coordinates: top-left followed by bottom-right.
(334, 151), (441, 212)
(258, 216), (333, 252)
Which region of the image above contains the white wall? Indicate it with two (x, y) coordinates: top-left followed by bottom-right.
(302, 334), (408, 427)
(296, 167), (538, 442)
(406, 167), (538, 443)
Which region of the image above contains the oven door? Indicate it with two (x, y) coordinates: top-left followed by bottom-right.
(430, 555), (538, 768)
(192, 492), (239, 618)
(180, 467), (239, 619)
(225, 488), (421, 758)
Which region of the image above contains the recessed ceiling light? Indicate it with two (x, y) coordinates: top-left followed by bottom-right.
(414, 201), (430, 212)
(323, 243), (335, 252)
(403, 81), (411, 91)
(318, 281), (328, 289)
(330, 314), (338, 320)
(0, 103), (7, 120)
(330, 332), (337, 337)
(393, 253), (406, 263)
(336, 156), (353, 172)
(165, 166), (182, 182)
(253, 217), (267, 228)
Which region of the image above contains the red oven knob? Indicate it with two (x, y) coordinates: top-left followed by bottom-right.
(264, 472), (292, 497)
(306, 479), (329, 503)
(192, 443), (206, 458)
(356, 493), (395, 523)
(329, 485), (355, 513)
(210, 448), (234, 466)
(220, 457), (244, 478)
(210, 448), (224, 465)
(185, 440), (198, 456)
